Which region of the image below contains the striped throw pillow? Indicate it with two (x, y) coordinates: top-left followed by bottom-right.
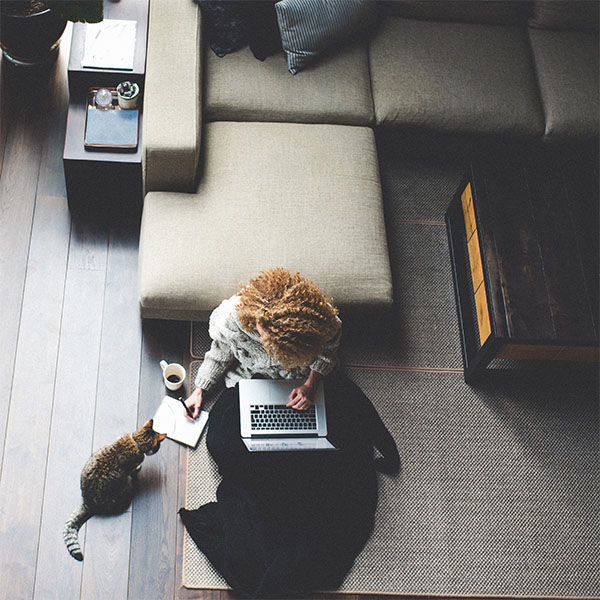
(275, 0), (377, 74)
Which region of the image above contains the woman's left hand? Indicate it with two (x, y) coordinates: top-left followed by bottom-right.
(287, 383), (314, 410)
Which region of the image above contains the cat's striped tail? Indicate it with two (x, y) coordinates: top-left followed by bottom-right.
(63, 504), (93, 561)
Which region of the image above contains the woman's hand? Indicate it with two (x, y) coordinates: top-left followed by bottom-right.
(287, 384), (314, 410)
(185, 387), (204, 421)
(287, 370), (321, 410)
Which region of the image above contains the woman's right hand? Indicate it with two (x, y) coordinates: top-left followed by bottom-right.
(185, 387), (204, 421)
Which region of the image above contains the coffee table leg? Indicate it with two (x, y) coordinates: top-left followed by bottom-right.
(464, 338), (498, 385)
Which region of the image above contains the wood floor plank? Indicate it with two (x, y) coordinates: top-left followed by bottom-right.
(0, 196), (70, 600)
(80, 216), (143, 599)
(33, 267), (107, 598)
(0, 79), (45, 468)
(176, 588), (224, 600)
(0, 59), (9, 180)
(128, 319), (188, 600)
(67, 217), (109, 272)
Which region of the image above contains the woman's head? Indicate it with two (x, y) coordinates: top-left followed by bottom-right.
(236, 268), (339, 369)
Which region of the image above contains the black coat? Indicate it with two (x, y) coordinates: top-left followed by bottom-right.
(179, 371), (399, 599)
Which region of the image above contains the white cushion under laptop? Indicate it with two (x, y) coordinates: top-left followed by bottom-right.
(239, 379), (337, 452)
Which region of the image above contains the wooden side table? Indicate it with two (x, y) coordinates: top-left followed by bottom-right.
(446, 147), (599, 383)
(62, 0), (148, 218)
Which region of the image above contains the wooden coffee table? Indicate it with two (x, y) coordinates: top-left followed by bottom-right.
(446, 146), (599, 383)
(62, 0), (148, 218)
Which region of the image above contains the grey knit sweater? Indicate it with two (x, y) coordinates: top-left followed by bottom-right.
(195, 295), (342, 391)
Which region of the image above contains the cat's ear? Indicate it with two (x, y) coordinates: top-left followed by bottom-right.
(143, 419), (154, 430)
(158, 433), (167, 441)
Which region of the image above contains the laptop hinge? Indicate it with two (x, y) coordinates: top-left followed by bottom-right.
(250, 433), (319, 439)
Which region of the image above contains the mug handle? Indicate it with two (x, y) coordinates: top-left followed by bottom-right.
(160, 360), (168, 371)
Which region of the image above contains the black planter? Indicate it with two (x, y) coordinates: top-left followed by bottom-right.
(0, 7), (67, 66)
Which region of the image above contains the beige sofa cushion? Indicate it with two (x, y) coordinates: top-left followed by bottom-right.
(370, 17), (544, 138)
(529, 29), (599, 141)
(204, 43), (374, 126)
(139, 122), (392, 320)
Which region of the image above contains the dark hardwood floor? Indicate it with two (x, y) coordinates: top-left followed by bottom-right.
(0, 32), (407, 600)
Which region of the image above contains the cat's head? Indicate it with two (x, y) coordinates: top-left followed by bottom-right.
(133, 420), (167, 455)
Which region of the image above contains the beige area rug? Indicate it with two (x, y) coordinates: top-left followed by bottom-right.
(183, 361), (600, 597)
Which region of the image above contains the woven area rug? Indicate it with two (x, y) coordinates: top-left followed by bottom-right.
(184, 363), (600, 597)
(184, 150), (600, 597)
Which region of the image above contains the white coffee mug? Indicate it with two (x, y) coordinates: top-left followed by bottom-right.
(160, 360), (186, 391)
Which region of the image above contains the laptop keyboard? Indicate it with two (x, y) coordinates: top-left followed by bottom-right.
(250, 404), (317, 431)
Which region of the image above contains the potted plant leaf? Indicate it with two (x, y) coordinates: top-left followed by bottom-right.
(0, 0), (103, 66)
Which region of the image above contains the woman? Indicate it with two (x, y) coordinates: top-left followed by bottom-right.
(180, 268), (399, 598)
(185, 267), (342, 417)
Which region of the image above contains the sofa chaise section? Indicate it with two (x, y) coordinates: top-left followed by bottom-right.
(139, 122), (393, 320)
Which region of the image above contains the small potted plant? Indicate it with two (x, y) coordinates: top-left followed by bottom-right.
(0, 0), (103, 67)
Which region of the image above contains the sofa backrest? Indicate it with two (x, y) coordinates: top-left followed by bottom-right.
(528, 0), (599, 33)
(379, 0), (533, 26)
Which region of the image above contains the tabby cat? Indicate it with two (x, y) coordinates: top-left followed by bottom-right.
(63, 419), (167, 561)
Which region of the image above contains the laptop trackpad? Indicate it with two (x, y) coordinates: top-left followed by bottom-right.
(242, 438), (337, 452)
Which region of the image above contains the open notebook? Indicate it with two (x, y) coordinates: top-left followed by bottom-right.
(152, 396), (208, 448)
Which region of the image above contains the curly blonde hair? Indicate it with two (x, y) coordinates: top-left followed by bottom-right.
(236, 267), (339, 369)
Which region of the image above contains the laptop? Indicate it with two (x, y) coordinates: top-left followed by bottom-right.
(239, 379), (337, 452)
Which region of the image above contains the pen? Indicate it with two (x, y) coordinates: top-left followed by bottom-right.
(178, 396), (195, 420)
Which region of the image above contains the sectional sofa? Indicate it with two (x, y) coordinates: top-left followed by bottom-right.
(138, 0), (599, 321)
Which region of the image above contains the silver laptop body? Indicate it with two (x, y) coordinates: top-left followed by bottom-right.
(239, 379), (337, 451)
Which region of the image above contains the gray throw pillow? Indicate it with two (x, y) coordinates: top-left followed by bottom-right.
(275, 0), (377, 75)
